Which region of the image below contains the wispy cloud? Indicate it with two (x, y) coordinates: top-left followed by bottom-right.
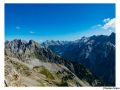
(97, 24), (102, 27)
(102, 18), (115, 30)
(16, 26), (21, 30)
(92, 18), (115, 33)
(29, 31), (35, 34)
(103, 18), (111, 23)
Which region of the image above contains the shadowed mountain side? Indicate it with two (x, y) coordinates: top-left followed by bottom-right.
(42, 32), (115, 86)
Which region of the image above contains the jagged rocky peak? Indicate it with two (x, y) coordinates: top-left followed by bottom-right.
(28, 40), (41, 48)
(75, 36), (89, 43)
(42, 40), (70, 47)
(29, 40), (36, 44)
(5, 39), (27, 46)
(5, 39), (40, 48)
(110, 32), (115, 37)
(5, 39), (42, 58)
(12, 39), (27, 44)
(107, 32), (115, 44)
(5, 39), (27, 52)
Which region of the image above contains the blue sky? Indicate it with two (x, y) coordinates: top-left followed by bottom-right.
(5, 4), (115, 42)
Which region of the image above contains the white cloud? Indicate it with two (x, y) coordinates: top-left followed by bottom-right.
(102, 18), (115, 30)
(90, 18), (115, 35)
(29, 31), (35, 34)
(103, 18), (110, 23)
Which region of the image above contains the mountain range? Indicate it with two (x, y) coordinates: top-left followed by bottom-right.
(5, 33), (115, 86)
(42, 32), (115, 86)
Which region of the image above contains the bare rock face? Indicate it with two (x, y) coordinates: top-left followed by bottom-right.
(5, 56), (89, 86)
(5, 39), (103, 87)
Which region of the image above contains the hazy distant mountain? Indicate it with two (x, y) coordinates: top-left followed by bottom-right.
(5, 39), (103, 86)
(42, 32), (115, 86)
